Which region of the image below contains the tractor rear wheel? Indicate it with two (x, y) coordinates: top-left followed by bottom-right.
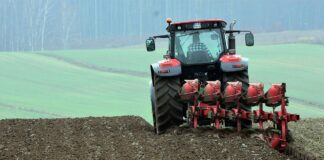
(150, 80), (158, 133)
(222, 69), (251, 128)
(153, 75), (183, 134)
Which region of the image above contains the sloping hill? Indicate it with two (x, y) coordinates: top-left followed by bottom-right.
(0, 53), (151, 120)
(1, 43), (324, 122)
(47, 43), (324, 117)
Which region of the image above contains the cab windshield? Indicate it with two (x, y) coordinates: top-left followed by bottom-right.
(174, 29), (224, 64)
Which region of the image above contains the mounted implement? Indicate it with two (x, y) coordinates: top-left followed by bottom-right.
(146, 18), (299, 151)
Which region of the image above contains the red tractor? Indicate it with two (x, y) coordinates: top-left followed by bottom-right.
(146, 18), (299, 151)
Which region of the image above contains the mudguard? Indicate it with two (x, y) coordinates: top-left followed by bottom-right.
(220, 55), (248, 72)
(151, 59), (182, 77)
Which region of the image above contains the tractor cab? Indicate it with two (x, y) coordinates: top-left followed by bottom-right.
(146, 18), (254, 64)
(168, 19), (227, 65)
(146, 18), (254, 81)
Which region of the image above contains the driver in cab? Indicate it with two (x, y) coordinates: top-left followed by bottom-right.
(187, 33), (212, 63)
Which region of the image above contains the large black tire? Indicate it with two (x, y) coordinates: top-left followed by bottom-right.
(150, 81), (157, 133)
(153, 75), (183, 134)
(222, 69), (251, 128)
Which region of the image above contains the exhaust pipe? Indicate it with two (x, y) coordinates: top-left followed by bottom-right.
(228, 20), (237, 53)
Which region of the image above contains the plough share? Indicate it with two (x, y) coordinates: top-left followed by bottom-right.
(179, 80), (300, 151)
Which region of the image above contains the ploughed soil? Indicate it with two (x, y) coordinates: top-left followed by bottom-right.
(289, 118), (324, 159)
(0, 116), (321, 160)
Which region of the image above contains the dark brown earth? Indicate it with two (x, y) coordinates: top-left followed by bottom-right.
(289, 118), (324, 159)
(0, 116), (320, 160)
(0, 116), (284, 160)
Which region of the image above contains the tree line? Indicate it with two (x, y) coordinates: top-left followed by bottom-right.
(0, 0), (323, 51)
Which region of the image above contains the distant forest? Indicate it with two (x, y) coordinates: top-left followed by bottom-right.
(0, 0), (323, 51)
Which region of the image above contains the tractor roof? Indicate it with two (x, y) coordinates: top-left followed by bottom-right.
(172, 19), (226, 25)
(167, 19), (227, 32)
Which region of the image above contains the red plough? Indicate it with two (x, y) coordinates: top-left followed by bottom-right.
(179, 80), (300, 151)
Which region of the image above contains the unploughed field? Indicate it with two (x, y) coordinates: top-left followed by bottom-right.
(1, 43), (324, 123)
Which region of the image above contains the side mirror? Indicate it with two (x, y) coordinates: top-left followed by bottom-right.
(245, 32), (254, 46)
(146, 37), (155, 52)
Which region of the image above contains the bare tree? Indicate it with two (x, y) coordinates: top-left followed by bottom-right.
(40, 0), (49, 51)
(61, 1), (76, 49)
(0, 0), (324, 52)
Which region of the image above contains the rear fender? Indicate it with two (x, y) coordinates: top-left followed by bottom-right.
(220, 55), (248, 72)
(151, 59), (182, 77)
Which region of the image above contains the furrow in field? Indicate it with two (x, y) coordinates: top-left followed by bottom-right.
(290, 97), (324, 109)
(0, 102), (65, 118)
(34, 52), (150, 78)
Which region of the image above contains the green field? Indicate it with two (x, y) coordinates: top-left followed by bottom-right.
(0, 53), (151, 120)
(0, 43), (324, 123)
